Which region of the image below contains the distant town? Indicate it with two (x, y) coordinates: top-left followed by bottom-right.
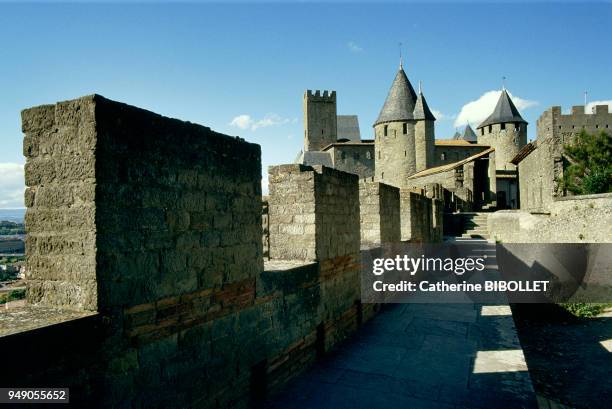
(0, 218), (25, 306)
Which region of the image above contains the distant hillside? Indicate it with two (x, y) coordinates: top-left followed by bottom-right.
(0, 221), (25, 235)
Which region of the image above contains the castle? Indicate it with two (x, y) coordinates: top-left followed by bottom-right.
(297, 61), (530, 210)
(512, 103), (612, 210)
(4, 90), (610, 408)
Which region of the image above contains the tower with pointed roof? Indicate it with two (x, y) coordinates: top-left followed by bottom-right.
(373, 61), (426, 187)
(414, 82), (436, 172)
(476, 89), (527, 171)
(461, 124), (478, 142)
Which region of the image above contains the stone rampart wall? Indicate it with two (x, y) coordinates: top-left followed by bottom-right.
(488, 193), (612, 243)
(6, 97), (417, 408)
(8, 93), (445, 408)
(359, 180), (401, 247)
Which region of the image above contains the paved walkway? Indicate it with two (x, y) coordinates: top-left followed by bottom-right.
(265, 241), (537, 409)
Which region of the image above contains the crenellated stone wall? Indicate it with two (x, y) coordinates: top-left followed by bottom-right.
(359, 179), (401, 247)
(23, 95), (263, 313)
(4, 95), (441, 408)
(399, 189), (435, 242)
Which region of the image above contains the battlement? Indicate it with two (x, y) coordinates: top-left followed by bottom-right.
(304, 89), (337, 102)
(8, 95), (442, 408)
(548, 104), (612, 117)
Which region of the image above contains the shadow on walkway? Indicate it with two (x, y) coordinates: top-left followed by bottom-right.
(265, 302), (537, 409)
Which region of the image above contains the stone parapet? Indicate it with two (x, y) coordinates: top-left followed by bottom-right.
(359, 179), (401, 247)
(267, 164), (360, 261)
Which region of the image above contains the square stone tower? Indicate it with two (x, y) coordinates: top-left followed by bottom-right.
(303, 90), (337, 152)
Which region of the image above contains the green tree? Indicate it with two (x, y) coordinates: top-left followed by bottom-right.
(560, 130), (611, 195)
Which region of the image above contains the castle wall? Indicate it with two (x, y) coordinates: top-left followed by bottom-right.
(520, 105), (612, 210)
(268, 164), (360, 261)
(399, 189), (435, 242)
(374, 121), (416, 187)
(329, 144), (374, 179)
(22, 99), (98, 310)
(415, 120), (435, 171)
(405, 165), (475, 212)
(303, 90), (337, 152)
(488, 193), (612, 243)
(517, 141), (558, 211)
(7, 96), (442, 408)
(359, 180), (401, 247)
(478, 123), (526, 171)
(537, 105), (612, 145)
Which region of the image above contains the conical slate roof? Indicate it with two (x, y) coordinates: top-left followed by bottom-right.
(413, 92), (436, 121)
(374, 67), (418, 126)
(462, 124), (477, 142)
(452, 131), (462, 140)
(477, 89), (527, 129)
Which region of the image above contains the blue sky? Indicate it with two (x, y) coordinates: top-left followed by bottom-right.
(0, 1), (611, 207)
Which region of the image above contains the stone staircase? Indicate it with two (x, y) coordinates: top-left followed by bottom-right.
(459, 213), (490, 239)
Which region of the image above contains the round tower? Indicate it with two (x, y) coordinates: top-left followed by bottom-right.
(414, 82), (436, 172)
(374, 63), (418, 187)
(476, 89), (527, 171)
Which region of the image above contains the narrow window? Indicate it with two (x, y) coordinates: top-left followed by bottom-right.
(378, 150), (381, 159)
(321, 129), (324, 135)
(488, 125), (492, 133)
(404, 151), (406, 157)
(403, 123), (407, 134)
(384, 125), (388, 136)
(501, 123), (506, 130)
(441, 152), (446, 161)
(481, 128), (484, 136)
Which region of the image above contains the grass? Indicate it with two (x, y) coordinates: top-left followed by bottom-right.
(559, 303), (612, 318)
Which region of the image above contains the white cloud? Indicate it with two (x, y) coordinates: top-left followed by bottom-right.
(0, 163), (25, 209)
(454, 90), (538, 128)
(229, 114), (253, 130)
(431, 110), (456, 121)
(585, 100), (612, 114)
(230, 113), (295, 131)
(347, 41), (363, 53)
(252, 113), (292, 130)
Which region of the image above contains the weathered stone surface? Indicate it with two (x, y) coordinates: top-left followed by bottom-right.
(268, 164), (360, 261)
(9, 96), (385, 409)
(488, 193), (612, 243)
(520, 106), (612, 211)
(359, 180), (401, 247)
(22, 94), (263, 311)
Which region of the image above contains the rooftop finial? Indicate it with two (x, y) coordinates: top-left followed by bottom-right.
(584, 90), (588, 107)
(419, 80), (422, 94)
(399, 42), (403, 69)
(502, 76), (507, 91)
